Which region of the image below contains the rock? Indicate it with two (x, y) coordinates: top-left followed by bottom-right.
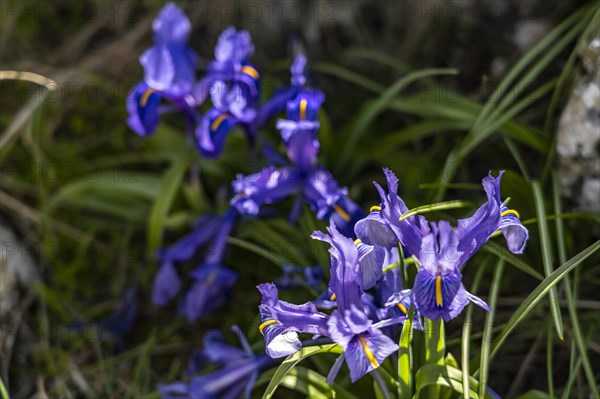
(557, 31), (600, 214)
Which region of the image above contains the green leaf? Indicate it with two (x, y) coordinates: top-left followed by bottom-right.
(486, 240), (600, 362)
(398, 308), (415, 398)
(261, 344), (342, 399)
(276, 366), (357, 399)
(399, 200), (472, 221)
(479, 260), (504, 398)
(146, 160), (188, 256)
(311, 61), (385, 93)
(552, 174), (599, 397)
(483, 241), (544, 280)
(336, 68), (458, 171)
(531, 181), (563, 339)
(415, 364), (495, 399)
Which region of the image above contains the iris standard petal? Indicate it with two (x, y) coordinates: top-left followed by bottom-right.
(291, 54), (307, 87)
(140, 44), (175, 93)
(152, 3), (191, 44)
(354, 209), (398, 249)
(356, 241), (385, 289)
(312, 222), (363, 314)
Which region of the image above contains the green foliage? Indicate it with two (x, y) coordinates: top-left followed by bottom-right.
(2, 1), (599, 398)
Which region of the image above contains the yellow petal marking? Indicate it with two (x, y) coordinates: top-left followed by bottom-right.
(370, 205), (382, 213)
(299, 99), (308, 120)
(397, 303), (408, 315)
(140, 88), (155, 107)
(334, 204), (350, 222)
(500, 209), (520, 219)
(241, 65), (260, 80)
(359, 336), (380, 368)
(435, 276), (443, 307)
(211, 113), (228, 132)
(354, 238), (362, 245)
(259, 319), (277, 335)
(329, 293), (336, 301)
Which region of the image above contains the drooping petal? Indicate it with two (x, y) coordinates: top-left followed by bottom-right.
(412, 267), (469, 322)
(499, 205), (529, 254)
(126, 82), (162, 136)
(344, 329), (398, 382)
(195, 108), (240, 158)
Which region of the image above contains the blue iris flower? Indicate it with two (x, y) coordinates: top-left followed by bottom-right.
(153, 209), (238, 321)
(195, 28), (297, 158)
(356, 168), (529, 321)
(159, 326), (274, 399)
(127, 3), (199, 136)
(230, 55), (364, 237)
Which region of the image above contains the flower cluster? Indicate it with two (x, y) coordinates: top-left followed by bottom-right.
(257, 168), (528, 382)
(127, 3), (296, 157)
(133, 4), (364, 321)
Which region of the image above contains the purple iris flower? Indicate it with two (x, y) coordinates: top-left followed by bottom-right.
(195, 28), (297, 157)
(152, 209), (238, 321)
(257, 283), (329, 358)
(229, 55), (364, 235)
(127, 3), (199, 136)
(312, 223), (399, 383)
(356, 168), (528, 321)
(159, 326), (273, 399)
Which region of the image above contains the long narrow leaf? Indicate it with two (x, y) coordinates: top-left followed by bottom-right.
(479, 260), (504, 398)
(532, 181), (564, 339)
(487, 240), (600, 361)
(261, 344), (342, 399)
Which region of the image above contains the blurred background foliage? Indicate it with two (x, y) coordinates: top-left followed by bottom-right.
(0, 0), (599, 398)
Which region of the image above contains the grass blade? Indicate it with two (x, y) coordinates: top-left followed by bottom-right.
(483, 241), (544, 281)
(261, 344), (342, 399)
(415, 364), (495, 399)
(462, 264), (486, 398)
(552, 174), (599, 397)
(146, 159), (188, 257)
(398, 308), (415, 398)
(336, 68), (458, 172)
(531, 181), (563, 339)
(479, 259), (504, 398)
(399, 200), (472, 221)
(487, 240), (600, 362)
